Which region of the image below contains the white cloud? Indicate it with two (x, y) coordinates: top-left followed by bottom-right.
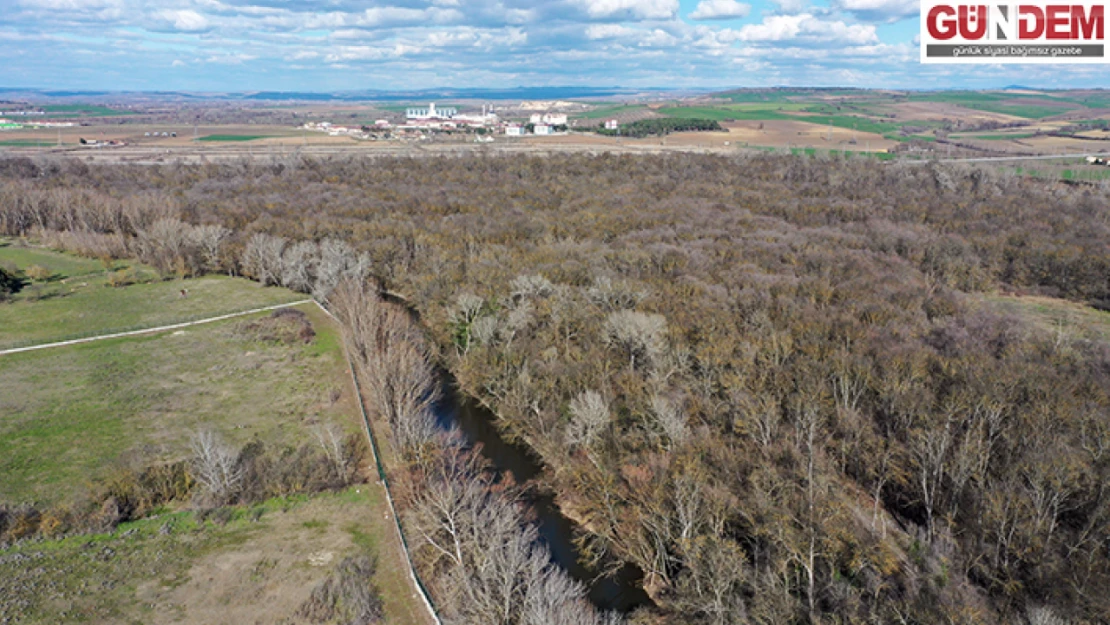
(833, 0), (918, 21)
(585, 24), (678, 46)
(771, 0), (809, 13)
(736, 13), (878, 44)
(570, 0), (678, 20)
(203, 53), (256, 64)
(586, 23), (635, 39)
(356, 6), (464, 28)
(18, 0), (120, 9)
(689, 0), (752, 20)
(158, 9), (209, 32)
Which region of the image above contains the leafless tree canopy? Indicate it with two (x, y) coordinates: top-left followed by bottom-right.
(3, 153), (1110, 623)
(331, 279), (440, 459)
(189, 430), (244, 505)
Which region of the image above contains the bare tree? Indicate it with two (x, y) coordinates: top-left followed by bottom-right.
(134, 218), (196, 275)
(191, 224), (231, 273)
(313, 238), (371, 302)
(190, 430), (243, 505)
(281, 239), (318, 293)
(567, 390), (610, 450)
(470, 316), (501, 347)
(409, 446), (607, 625)
(313, 423), (352, 484)
(650, 393), (688, 447)
(604, 310), (667, 371)
(587, 276), (648, 312)
(912, 426), (951, 539)
(1026, 606), (1068, 625)
(241, 232), (286, 286)
(510, 274), (556, 301)
(331, 279), (440, 458)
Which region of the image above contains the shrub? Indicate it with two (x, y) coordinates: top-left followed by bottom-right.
(24, 264), (52, 282)
(0, 265), (23, 297)
(297, 554), (384, 624)
(236, 308), (316, 344)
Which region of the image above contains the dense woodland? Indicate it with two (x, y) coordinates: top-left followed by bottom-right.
(1, 153), (1110, 624)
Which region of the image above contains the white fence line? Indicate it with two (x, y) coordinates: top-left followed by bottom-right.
(313, 300), (443, 625)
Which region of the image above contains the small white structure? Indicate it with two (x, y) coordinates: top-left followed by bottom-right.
(604, 119), (619, 130)
(529, 113), (568, 126)
(505, 125), (525, 137)
(533, 124), (552, 136)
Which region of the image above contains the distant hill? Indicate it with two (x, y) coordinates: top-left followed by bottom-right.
(0, 86), (658, 103)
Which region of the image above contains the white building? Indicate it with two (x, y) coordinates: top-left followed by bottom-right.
(529, 113), (567, 126)
(406, 102), (458, 120)
(533, 124), (552, 136)
(505, 125), (525, 137)
(604, 119), (620, 130)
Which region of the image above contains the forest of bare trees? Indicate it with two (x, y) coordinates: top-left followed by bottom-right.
(1, 152), (1109, 624)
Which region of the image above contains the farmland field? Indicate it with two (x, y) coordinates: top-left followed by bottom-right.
(196, 134), (273, 142)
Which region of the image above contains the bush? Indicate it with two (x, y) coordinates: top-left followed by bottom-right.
(297, 554), (384, 624)
(236, 308), (316, 344)
(24, 264), (52, 282)
(105, 267), (137, 288)
(0, 265), (24, 298)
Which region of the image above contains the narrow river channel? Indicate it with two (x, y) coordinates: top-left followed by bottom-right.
(434, 386), (654, 613)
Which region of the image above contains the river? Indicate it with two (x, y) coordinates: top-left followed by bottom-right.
(434, 387), (654, 613)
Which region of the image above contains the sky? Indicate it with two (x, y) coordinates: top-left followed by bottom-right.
(0, 0), (1105, 92)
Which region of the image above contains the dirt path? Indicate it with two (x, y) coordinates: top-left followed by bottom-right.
(0, 299), (312, 356)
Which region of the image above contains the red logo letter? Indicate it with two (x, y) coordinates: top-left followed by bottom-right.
(1073, 5), (1104, 39)
(1045, 5), (1071, 39)
(928, 5), (958, 39)
(960, 5), (988, 39)
(1019, 5), (1045, 38)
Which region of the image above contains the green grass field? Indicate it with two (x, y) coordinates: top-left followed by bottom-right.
(0, 243), (304, 349)
(986, 294), (1110, 343)
(659, 106), (799, 122)
(1011, 164), (1110, 183)
(40, 104), (136, 117)
(905, 91), (1083, 119)
(958, 133), (1036, 141)
(0, 245), (431, 625)
(0, 488), (427, 625)
(196, 134), (273, 142)
(0, 242), (112, 279)
(0, 302), (353, 504)
(0, 140), (58, 147)
(658, 106), (910, 138)
(576, 105), (650, 120)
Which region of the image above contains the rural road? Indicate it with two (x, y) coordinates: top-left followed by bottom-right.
(903, 152), (1110, 164)
(0, 299), (313, 356)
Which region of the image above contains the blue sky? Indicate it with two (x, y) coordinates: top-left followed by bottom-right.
(0, 0), (1103, 91)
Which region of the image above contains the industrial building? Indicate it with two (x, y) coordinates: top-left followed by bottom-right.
(406, 103), (458, 120)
